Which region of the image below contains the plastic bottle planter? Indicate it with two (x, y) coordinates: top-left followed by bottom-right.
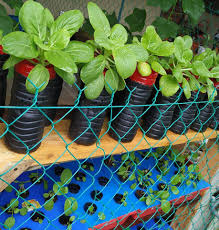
(44, 76), (63, 126)
(69, 90), (111, 146)
(190, 94), (213, 132)
(0, 45), (8, 117)
(209, 83), (219, 130)
(170, 91), (205, 135)
(108, 69), (158, 143)
(5, 60), (56, 153)
(142, 91), (181, 140)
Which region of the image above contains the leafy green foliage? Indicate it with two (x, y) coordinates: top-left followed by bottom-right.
(64, 197), (78, 216)
(182, 0), (205, 25)
(152, 17), (179, 39)
(124, 8), (146, 32)
(159, 75), (179, 97)
(147, 0), (177, 12)
(161, 200), (171, 213)
(60, 169), (73, 184)
(2, 0), (86, 93)
(4, 216), (15, 229)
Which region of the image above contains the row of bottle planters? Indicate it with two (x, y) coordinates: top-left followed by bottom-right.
(0, 51), (218, 154)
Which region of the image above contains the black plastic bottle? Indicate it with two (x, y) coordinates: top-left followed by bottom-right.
(43, 76), (63, 126)
(209, 81), (219, 130)
(142, 90), (181, 140)
(108, 68), (158, 142)
(190, 94), (213, 132)
(5, 60), (56, 153)
(69, 89), (111, 146)
(170, 91), (205, 135)
(0, 45), (8, 117)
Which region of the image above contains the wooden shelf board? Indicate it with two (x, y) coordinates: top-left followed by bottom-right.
(0, 120), (217, 173)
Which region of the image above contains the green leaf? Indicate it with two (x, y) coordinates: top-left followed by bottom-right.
(183, 35), (193, 49)
(110, 24), (128, 45)
(118, 75), (126, 91)
(186, 180), (192, 186)
(158, 191), (170, 200)
(125, 8), (146, 32)
(173, 65), (183, 83)
(2, 31), (38, 59)
(161, 200), (171, 213)
(126, 44), (149, 62)
(182, 78), (191, 99)
(104, 68), (119, 94)
(182, 0), (205, 25)
(70, 216), (76, 222)
(33, 36), (50, 51)
(64, 197), (78, 216)
(152, 17), (179, 39)
(14, 208), (19, 214)
(43, 8), (54, 28)
(151, 61), (166, 75)
(171, 186), (179, 195)
(113, 46), (136, 79)
(53, 182), (68, 195)
(130, 183), (137, 190)
(44, 199), (54, 211)
(85, 73), (104, 100)
(94, 29), (112, 50)
(146, 196), (155, 206)
(0, 3), (7, 16)
(55, 67), (76, 85)
(38, 219), (43, 224)
(43, 179), (48, 191)
(182, 49), (193, 63)
(141, 25), (162, 50)
(61, 168), (72, 184)
(48, 29), (70, 50)
(207, 84), (217, 101)
(64, 41), (94, 63)
(170, 174), (181, 185)
(193, 182), (197, 188)
(5, 186), (13, 193)
(87, 2), (111, 37)
(0, 16), (14, 35)
(51, 10), (84, 37)
(80, 55), (106, 84)
(147, 0), (177, 12)
(3, 56), (23, 70)
(26, 64), (50, 94)
(192, 61), (212, 78)
(98, 212), (106, 220)
(9, 199), (19, 209)
(210, 66), (219, 78)
(20, 207), (28, 216)
(159, 75), (179, 97)
(19, 0), (46, 39)
(4, 216), (15, 229)
(148, 41), (175, 57)
(45, 50), (77, 73)
(188, 74), (200, 91)
(188, 164), (195, 172)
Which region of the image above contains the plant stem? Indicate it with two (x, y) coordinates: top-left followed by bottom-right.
(182, 68), (192, 71)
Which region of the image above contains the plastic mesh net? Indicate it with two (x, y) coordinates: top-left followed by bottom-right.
(0, 1), (218, 230)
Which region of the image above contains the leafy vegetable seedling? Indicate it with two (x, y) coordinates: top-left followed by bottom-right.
(84, 203), (97, 215)
(30, 211), (45, 224)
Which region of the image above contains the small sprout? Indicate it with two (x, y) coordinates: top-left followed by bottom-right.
(80, 219), (87, 224)
(5, 186), (13, 193)
(98, 212), (106, 220)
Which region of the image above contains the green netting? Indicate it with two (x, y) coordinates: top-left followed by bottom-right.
(0, 0), (218, 230)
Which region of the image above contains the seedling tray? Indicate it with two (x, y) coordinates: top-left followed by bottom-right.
(0, 150), (209, 230)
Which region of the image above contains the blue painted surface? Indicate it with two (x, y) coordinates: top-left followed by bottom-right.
(0, 150), (209, 230)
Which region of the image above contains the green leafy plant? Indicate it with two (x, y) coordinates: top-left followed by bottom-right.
(80, 2), (147, 100)
(98, 212), (106, 220)
(53, 168), (72, 195)
(2, 0), (93, 94)
(147, 0), (206, 39)
(64, 197), (78, 216)
(1, 198), (28, 229)
(159, 35), (218, 100)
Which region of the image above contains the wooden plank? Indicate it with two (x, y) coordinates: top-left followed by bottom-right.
(0, 120), (217, 174)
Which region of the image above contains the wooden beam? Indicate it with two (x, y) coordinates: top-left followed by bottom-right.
(0, 120), (217, 174)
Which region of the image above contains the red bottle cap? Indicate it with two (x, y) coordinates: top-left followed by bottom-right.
(15, 60), (56, 80)
(130, 68), (158, 86)
(0, 45), (7, 55)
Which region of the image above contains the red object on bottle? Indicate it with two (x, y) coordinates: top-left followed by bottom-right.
(0, 45), (7, 55)
(15, 60), (56, 80)
(130, 67), (158, 86)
